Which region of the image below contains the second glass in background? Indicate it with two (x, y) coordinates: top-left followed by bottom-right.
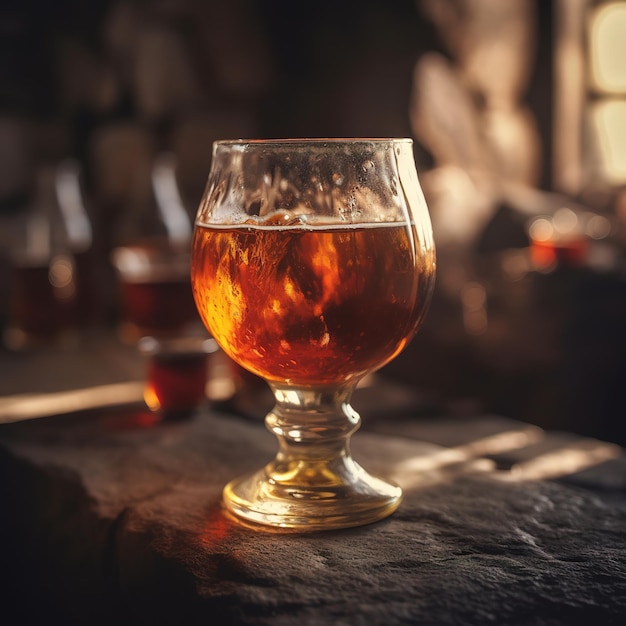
(110, 152), (199, 343)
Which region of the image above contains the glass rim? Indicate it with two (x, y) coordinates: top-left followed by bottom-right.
(213, 137), (413, 147)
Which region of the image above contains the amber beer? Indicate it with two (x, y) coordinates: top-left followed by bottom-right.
(191, 219), (434, 385)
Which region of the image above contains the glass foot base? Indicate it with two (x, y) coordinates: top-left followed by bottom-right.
(222, 463), (402, 531)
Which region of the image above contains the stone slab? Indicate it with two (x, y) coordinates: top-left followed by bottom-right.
(1, 408), (625, 625)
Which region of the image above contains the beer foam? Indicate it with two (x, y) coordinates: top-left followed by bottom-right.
(196, 214), (412, 231)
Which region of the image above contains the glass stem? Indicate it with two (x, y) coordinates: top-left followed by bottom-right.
(265, 384), (362, 488)
(222, 381), (402, 529)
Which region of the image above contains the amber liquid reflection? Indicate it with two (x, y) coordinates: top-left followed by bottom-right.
(191, 221), (434, 386)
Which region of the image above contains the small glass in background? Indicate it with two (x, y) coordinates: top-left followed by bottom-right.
(111, 242), (198, 343)
(139, 334), (218, 419)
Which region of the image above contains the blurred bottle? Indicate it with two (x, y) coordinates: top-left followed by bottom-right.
(55, 160), (100, 329)
(4, 160), (96, 350)
(110, 152), (199, 343)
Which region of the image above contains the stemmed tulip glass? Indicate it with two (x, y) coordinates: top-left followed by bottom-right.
(191, 139), (435, 531)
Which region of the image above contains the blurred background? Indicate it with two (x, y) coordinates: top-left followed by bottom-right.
(0, 0), (625, 444)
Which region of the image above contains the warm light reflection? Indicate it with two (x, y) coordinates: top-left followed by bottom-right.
(390, 426), (544, 488)
(589, 3), (626, 93)
(552, 207), (578, 235)
(144, 385), (161, 411)
(528, 217), (554, 243)
(205, 376), (237, 402)
(0, 381), (145, 423)
(49, 254), (76, 300)
(500, 440), (623, 481)
(456, 426), (545, 457)
(528, 209), (589, 270)
(198, 505), (236, 545)
(391, 426), (624, 489)
(590, 100), (626, 183)
(389, 425), (623, 490)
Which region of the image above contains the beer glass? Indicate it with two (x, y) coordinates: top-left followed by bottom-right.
(191, 139), (436, 530)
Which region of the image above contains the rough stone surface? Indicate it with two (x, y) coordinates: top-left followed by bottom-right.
(1, 408), (625, 626)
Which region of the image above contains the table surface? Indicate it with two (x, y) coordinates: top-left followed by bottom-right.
(1, 334), (625, 626)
